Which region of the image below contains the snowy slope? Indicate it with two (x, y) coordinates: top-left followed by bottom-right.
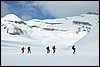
(1, 13), (99, 48)
(74, 24), (99, 56)
(63, 24), (99, 65)
(74, 24), (99, 65)
(1, 24), (99, 66)
(1, 13), (99, 49)
(1, 13), (99, 66)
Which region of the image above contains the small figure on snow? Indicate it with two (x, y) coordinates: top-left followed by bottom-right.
(21, 47), (25, 53)
(27, 47), (31, 53)
(46, 46), (50, 53)
(52, 45), (56, 54)
(72, 45), (76, 54)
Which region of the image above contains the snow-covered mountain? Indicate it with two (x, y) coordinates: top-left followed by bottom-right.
(1, 13), (99, 47)
(1, 14), (21, 21)
(1, 13), (99, 66)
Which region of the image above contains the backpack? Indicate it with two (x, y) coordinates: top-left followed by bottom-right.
(21, 47), (24, 50)
(72, 46), (74, 49)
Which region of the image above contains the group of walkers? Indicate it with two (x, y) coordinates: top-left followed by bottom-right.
(21, 46), (31, 53)
(46, 45), (56, 54)
(46, 45), (76, 54)
(21, 45), (76, 54)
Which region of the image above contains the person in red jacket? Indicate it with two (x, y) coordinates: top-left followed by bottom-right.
(21, 47), (25, 53)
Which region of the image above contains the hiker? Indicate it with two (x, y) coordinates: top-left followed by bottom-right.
(72, 45), (76, 54)
(21, 47), (25, 53)
(46, 46), (50, 53)
(52, 45), (56, 54)
(27, 47), (31, 53)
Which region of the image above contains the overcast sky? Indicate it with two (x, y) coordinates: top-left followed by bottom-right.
(1, 1), (99, 20)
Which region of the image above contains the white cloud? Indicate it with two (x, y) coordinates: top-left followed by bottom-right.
(35, 1), (99, 17)
(1, 1), (11, 17)
(21, 14), (32, 21)
(1, 1), (99, 19)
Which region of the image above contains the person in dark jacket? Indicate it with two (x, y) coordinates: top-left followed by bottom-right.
(46, 46), (50, 53)
(52, 45), (56, 54)
(72, 45), (76, 54)
(27, 47), (31, 53)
